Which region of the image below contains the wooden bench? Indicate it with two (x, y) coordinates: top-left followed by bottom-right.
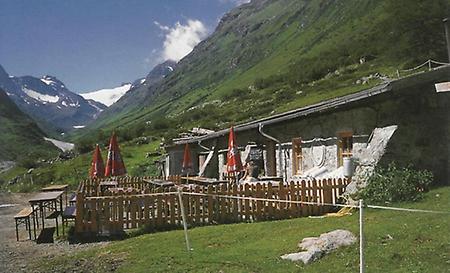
(14, 207), (33, 241)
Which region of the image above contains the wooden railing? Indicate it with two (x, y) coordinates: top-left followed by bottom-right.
(75, 178), (349, 234)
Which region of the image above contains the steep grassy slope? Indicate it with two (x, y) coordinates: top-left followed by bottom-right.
(76, 0), (449, 145)
(0, 88), (57, 162)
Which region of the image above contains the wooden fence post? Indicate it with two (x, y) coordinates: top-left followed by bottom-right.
(75, 192), (84, 233)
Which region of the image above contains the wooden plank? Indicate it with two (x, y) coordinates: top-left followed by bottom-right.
(104, 199), (111, 233)
(129, 196), (137, 228)
(169, 193), (176, 226)
(278, 183), (285, 220)
(219, 184), (226, 223)
(289, 181), (297, 218)
(194, 186), (201, 225)
(90, 199), (98, 233)
(255, 183), (262, 221)
(115, 196), (122, 231)
(207, 186), (214, 224)
(156, 192), (163, 228)
(266, 183), (274, 220)
(324, 179), (332, 213)
(75, 193), (84, 233)
(300, 180), (307, 217)
(312, 180), (319, 216)
(232, 184), (238, 222)
(244, 184), (250, 222)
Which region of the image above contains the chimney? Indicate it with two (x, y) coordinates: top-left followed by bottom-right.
(443, 18), (450, 63)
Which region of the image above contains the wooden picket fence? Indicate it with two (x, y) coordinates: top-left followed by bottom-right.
(75, 177), (349, 234)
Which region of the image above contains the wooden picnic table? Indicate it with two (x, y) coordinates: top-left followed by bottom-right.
(28, 190), (64, 240)
(41, 184), (69, 206)
(181, 176), (228, 186)
(143, 178), (175, 187)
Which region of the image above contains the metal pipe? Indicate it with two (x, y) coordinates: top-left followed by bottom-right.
(444, 18), (450, 63)
(198, 140), (211, 151)
(258, 124), (283, 180)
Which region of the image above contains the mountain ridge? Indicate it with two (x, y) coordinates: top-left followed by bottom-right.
(0, 64), (106, 134)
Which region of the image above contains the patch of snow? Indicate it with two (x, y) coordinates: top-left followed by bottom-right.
(73, 125), (85, 129)
(61, 101), (68, 107)
(40, 78), (55, 85)
(140, 78), (146, 84)
(167, 66), (174, 72)
(80, 83), (132, 106)
(23, 88), (59, 103)
(69, 101), (80, 107)
(44, 137), (75, 152)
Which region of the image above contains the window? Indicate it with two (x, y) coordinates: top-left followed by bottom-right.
(337, 132), (353, 167)
(292, 138), (302, 175)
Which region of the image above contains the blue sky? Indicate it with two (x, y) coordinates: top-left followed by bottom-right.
(0, 0), (247, 93)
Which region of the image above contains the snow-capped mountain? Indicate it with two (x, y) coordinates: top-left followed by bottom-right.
(0, 64), (106, 133)
(80, 83), (132, 107)
(81, 60), (177, 108)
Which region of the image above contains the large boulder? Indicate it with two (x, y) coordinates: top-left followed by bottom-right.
(281, 229), (357, 264)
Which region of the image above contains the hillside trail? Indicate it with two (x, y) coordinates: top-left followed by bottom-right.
(0, 192), (107, 273)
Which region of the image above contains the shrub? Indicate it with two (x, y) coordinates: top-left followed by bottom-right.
(357, 163), (433, 204)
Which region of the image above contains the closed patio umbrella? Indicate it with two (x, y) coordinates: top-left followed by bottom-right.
(89, 144), (105, 179)
(226, 127), (243, 179)
(182, 143), (193, 176)
(105, 132), (127, 177)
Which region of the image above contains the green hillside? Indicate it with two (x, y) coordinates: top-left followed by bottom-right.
(75, 0), (449, 146)
(0, 88), (57, 162)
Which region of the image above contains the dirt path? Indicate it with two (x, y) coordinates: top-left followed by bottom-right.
(0, 192), (108, 273)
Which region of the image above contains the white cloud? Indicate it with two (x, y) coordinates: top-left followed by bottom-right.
(155, 19), (208, 62)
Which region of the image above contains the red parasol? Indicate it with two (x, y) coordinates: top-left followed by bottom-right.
(89, 144), (105, 179)
(182, 143), (193, 175)
(105, 132), (127, 177)
(226, 126), (243, 173)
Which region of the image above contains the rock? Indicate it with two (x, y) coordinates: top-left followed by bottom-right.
(281, 229), (357, 264)
(345, 125), (398, 197)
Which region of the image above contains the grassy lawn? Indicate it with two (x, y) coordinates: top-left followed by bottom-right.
(34, 186), (450, 272)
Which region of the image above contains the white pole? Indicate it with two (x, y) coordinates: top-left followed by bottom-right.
(177, 187), (191, 252)
(359, 199), (365, 273)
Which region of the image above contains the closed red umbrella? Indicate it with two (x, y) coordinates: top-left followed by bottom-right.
(226, 126), (243, 174)
(89, 144), (105, 179)
(182, 143), (193, 175)
(105, 132), (127, 177)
